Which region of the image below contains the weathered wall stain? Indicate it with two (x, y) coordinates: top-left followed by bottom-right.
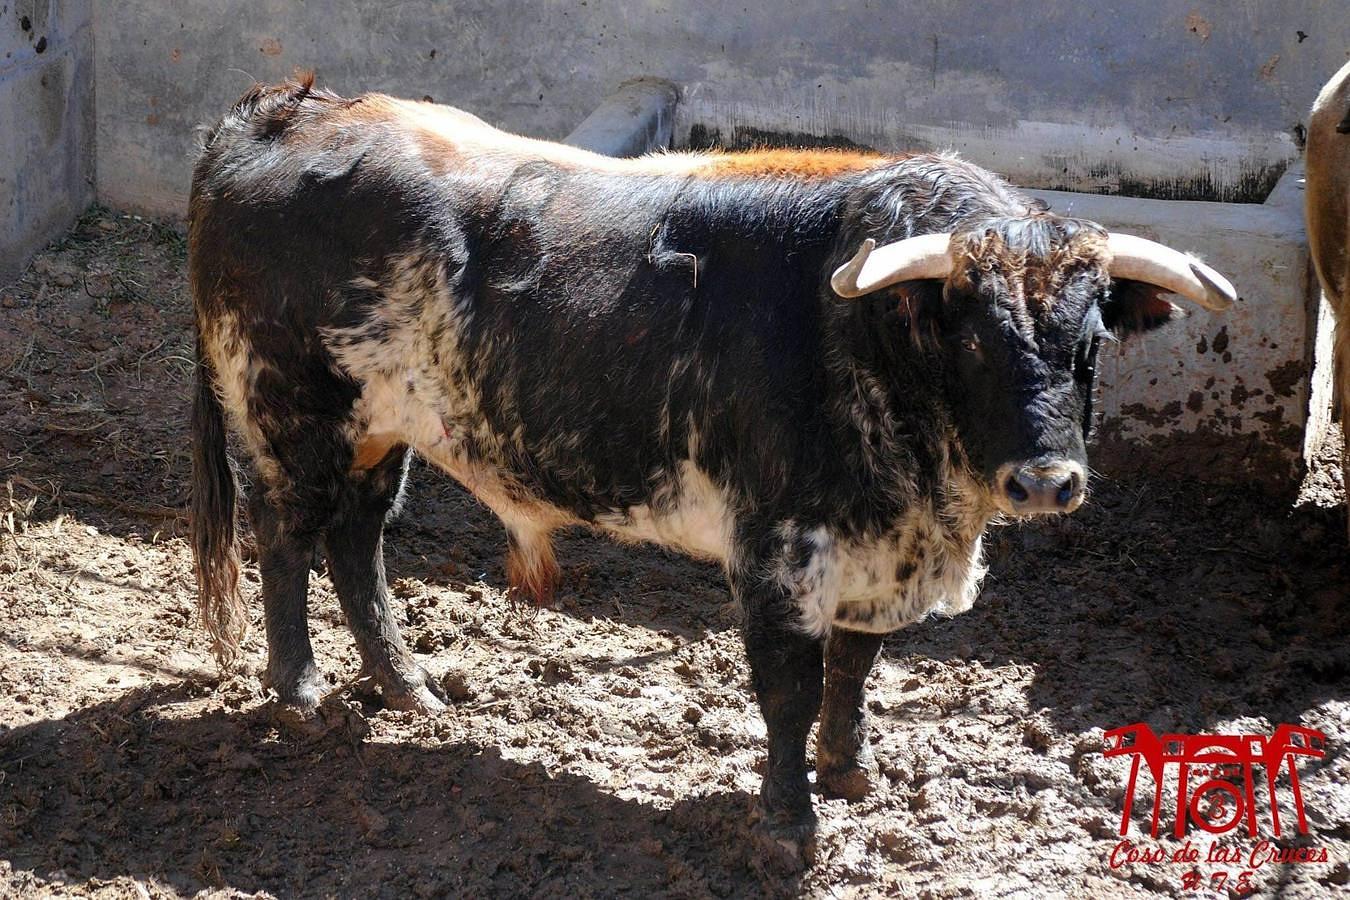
(2, 0), (96, 286)
(1185, 12), (1212, 42)
(1120, 401), (1185, 429)
(1229, 381), (1262, 407)
(686, 124), (879, 153)
(1266, 359), (1305, 398)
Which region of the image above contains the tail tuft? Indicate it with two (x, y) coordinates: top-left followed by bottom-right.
(191, 340), (247, 668)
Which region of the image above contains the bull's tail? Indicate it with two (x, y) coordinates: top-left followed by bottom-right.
(191, 340), (247, 668)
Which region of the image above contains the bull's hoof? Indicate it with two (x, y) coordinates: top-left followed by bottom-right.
(382, 681), (448, 714)
(270, 700), (326, 736)
(262, 663), (327, 714)
(270, 696), (368, 742)
(750, 819), (816, 873)
(270, 696), (367, 739)
(375, 665), (448, 714)
(750, 802), (818, 872)
(816, 762), (877, 802)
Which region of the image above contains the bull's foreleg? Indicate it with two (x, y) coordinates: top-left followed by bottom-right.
(734, 561), (824, 860)
(816, 627), (884, 801)
(248, 491), (326, 714)
(326, 449), (446, 714)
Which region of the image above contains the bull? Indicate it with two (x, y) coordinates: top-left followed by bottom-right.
(1306, 60), (1350, 537)
(188, 76), (1234, 854)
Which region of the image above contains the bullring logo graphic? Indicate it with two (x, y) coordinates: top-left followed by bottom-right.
(1102, 723), (1331, 892)
(1104, 722), (1326, 838)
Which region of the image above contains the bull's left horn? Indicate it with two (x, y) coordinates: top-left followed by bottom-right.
(1105, 233), (1236, 311)
(831, 232), (954, 298)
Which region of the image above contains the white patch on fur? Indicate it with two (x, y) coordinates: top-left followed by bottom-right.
(833, 466), (994, 632)
(830, 514), (988, 634)
(327, 254), (482, 452)
(781, 470), (996, 636)
(596, 460), (735, 562)
(200, 311), (283, 486)
(325, 253), (575, 557)
(771, 525), (841, 637)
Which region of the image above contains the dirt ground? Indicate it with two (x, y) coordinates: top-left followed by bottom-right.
(1, 210), (1347, 899)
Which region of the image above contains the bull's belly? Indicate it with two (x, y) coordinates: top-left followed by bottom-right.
(591, 461), (734, 563)
(352, 375), (987, 635)
(355, 373), (733, 557)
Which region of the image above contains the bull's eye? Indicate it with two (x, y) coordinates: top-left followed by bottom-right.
(961, 337), (980, 353)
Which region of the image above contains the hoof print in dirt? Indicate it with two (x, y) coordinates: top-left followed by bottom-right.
(271, 696), (370, 742)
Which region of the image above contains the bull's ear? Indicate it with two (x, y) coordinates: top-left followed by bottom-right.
(887, 279), (945, 331)
(1102, 279), (1186, 338)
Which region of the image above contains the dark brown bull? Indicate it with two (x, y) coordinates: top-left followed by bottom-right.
(189, 76), (1233, 858)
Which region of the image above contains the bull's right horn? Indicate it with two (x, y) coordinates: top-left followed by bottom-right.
(831, 233), (954, 298)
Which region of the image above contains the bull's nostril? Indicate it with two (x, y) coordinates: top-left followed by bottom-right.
(1005, 475), (1029, 503)
(1056, 473), (1082, 507)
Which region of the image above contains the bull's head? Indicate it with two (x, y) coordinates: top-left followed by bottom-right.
(831, 217), (1235, 517)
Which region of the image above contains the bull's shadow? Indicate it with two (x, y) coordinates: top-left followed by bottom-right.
(391, 459), (1350, 741)
(0, 683), (794, 898)
(883, 473), (1349, 738)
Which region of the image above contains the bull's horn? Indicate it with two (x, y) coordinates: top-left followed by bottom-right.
(1106, 233), (1236, 311)
(831, 233), (954, 298)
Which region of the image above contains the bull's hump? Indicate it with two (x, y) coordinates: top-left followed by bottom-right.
(352, 95), (898, 184)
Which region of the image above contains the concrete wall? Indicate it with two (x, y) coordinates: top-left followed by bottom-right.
(93, 1), (1347, 217)
(7, 0), (1343, 488)
(1025, 176), (1316, 485)
(0, 0), (94, 285)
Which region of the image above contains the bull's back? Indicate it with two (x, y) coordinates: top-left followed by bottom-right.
(188, 80), (851, 528)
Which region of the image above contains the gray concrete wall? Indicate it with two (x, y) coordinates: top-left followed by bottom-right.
(1025, 177), (1315, 486)
(13, 0), (1343, 489)
(0, 0), (94, 285)
(94, 1), (1347, 216)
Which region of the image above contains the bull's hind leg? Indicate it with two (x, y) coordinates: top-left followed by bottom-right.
(326, 447), (446, 713)
(816, 628), (884, 801)
(247, 490), (326, 713)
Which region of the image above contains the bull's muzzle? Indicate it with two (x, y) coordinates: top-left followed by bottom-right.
(995, 460), (1085, 516)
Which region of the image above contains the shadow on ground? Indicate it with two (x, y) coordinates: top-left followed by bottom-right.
(0, 683), (794, 898)
(888, 476), (1349, 738)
